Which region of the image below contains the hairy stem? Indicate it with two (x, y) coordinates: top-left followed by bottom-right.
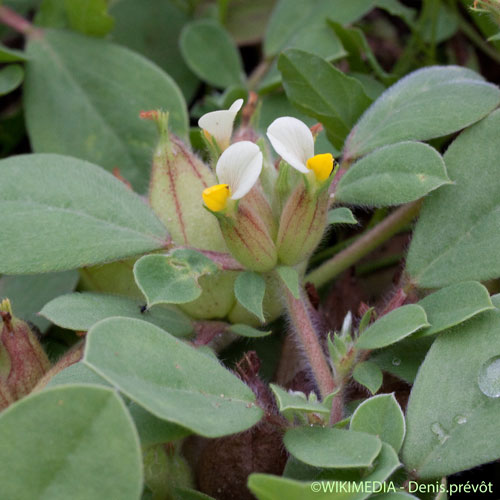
(457, 15), (500, 65)
(247, 59), (271, 91)
(307, 200), (422, 288)
(0, 6), (36, 35)
(283, 286), (336, 400)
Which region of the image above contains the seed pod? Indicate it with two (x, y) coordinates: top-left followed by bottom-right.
(215, 203), (278, 272)
(146, 110), (226, 252)
(276, 184), (329, 266)
(0, 299), (50, 403)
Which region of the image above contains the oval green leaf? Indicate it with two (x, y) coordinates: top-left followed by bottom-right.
(0, 154), (168, 274)
(0, 64), (24, 95)
(24, 29), (188, 192)
(264, 0), (374, 57)
(228, 324), (271, 338)
(357, 305), (429, 349)
(344, 66), (500, 160)
(402, 309), (500, 478)
(416, 281), (494, 337)
(40, 292), (193, 337)
(336, 142), (450, 206)
(0, 271), (79, 332)
(352, 361), (383, 395)
(110, 0), (199, 101)
(234, 271), (266, 322)
(45, 363), (190, 447)
(270, 384), (331, 416)
(406, 109), (500, 288)
(276, 266), (300, 299)
(328, 207), (358, 225)
(249, 443), (400, 500)
(284, 427), (382, 468)
(0, 43), (27, 62)
(350, 394), (405, 452)
(180, 19), (244, 88)
(0, 385), (142, 500)
(84, 317), (263, 437)
(279, 49), (372, 149)
(134, 250), (219, 306)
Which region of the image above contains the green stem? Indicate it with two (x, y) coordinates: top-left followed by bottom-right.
(457, 14), (500, 65)
(355, 253), (404, 276)
(247, 59), (272, 91)
(306, 200), (422, 288)
(282, 285), (337, 400)
(0, 5), (37, 36)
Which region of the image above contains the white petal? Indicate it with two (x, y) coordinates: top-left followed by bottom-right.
(216, 141), (263, 200)
(229, 98), (244, 113)
(266, 116), (314, 173)
(198, 99), (244, 147)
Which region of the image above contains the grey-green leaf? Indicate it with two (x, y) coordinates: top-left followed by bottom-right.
(127, 402), (191, 448)
(250, 442), (400, 500)
(234, 272), (266, 322)
(84, 317), (263, 437)
(406, 109), (500, 288)
(0, 154), (167, 274)
(46, 362), (111, 388)
(352, 361), (383, 395)
(228, 324), (271, 338)
(0, 43), (28, 62)
(357, 305), (429, 349)
(180, 19), (244, 88)
(492, 294), (500, 308)
(45, 363), (190, 446)
(109, 0), (199, 101)
(0, 64), (24, 95)
(24, 29), (188, 192)
(344, 66), (500, 160)
(371, 336), (435, 384)
(134, 250), (218, 306)
(328, 207), (358, 225)
(284, 427), (382, 468)
(279, 49), (372, 149)
(264, 0), (375, 57)
(402, 309), (500, 478)
(0, 385), (142, 500)
(276, 266), (300, 299)
(36, 0), (115, 37)
(40, 292), (193, 337)
(336, 142), (450, 206)
(416, 281), (494, 337)
(350, 394), (405, 452)
(0, 271), (79, 332)
(270, 384), (331, 416)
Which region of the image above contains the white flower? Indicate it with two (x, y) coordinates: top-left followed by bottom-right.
(266, 116), (334, 182)
(198, 98), (244, 150)
(203, 141), (262, 211)
(266, 116), (313, 173)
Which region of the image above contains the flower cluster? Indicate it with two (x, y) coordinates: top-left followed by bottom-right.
(199, 100), (337, 271)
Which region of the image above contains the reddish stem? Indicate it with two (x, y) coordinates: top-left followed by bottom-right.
(283, 287), (336, 399)
(0, 6), (37, 36)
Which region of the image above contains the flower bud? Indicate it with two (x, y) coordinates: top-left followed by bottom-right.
(215, 204), (278, 272)
(202, 141), (278, 272)
(179, 271), (238, 320)
(145, 110), (226, 252)
(276, 184), (329, 266)
(0, 299), (51, 402)
(143, 444), (193, 499)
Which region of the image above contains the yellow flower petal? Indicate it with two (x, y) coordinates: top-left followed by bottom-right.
(306, 153), (334, 182)
(203, 184), (231, 212)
